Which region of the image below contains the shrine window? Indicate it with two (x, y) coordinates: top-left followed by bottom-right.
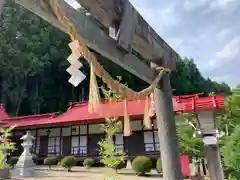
(154, 131), (160, 151)
(144, 131), (160, 152)
(32, 137), (40, 154)
(144, 131), (154, 152)
(48, 137), (60, 155)
(71, 135), (87, 156)
(114, 133), (124, 151)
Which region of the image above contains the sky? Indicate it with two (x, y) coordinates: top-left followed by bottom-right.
(129, 0), (240, 87)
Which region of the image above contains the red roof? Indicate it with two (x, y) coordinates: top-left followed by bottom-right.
(1, 94), (225, 128)
(0, 104), (9, 121)
(1, 113), (58, 128)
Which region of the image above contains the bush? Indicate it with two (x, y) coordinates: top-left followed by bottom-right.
(8, 157), (18, 169)
(228, 173), (238, 180)
(132, 156), (152, 176)
(156, 159), (162, 173)
(60, 156), (77, 172)
(112, 161), (126, 172)
(83, 158), (94, 168)
(44, 157), (57, 170)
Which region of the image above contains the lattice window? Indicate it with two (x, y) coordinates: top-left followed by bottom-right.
(48, 137), (60, 155)
(33, 137), (40, 154)
(71, 136), (87, 156)
(144, 131), (155, 152)
(114, 133), (124, 151)
(144, 131), (160, 152)
(154, 131), (160, 151)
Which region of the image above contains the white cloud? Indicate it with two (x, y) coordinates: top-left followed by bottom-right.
(158, 4), (181, 28)
(64, 0), (81, 9)
(216, 28), (232, 40)
(208, 37), (240, 68)
(184, 0), (211, 11)
(210, 0), (240, 10)
(167, 37), (184, 51)
(130, 1), (181, 34)
(130, 0), (240, 85)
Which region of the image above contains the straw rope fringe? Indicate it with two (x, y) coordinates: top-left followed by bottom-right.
(143, 96), (152, 129)
(124, 98), (131, 136)
(88, 63), (101, 113)
(49, 1), (170, 136)
(49, 0), (170, 100)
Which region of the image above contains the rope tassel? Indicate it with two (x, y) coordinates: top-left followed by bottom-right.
(88, 63), (101, 113)
(144, 95), (152, 129)
(124, 98), (131, 136)
(149, 93), (155, 117)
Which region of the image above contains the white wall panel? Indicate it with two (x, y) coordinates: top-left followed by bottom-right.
(130, 120), (142, 131)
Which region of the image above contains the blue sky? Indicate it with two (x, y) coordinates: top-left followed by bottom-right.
(129, 0), (240, 87)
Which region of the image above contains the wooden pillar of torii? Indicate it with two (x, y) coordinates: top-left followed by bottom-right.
(151, 62), (183, 180)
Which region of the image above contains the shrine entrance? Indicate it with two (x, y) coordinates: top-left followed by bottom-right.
(0, 0), (225, 179)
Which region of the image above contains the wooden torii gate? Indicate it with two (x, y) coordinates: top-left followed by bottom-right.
(0, 0), (224, 180)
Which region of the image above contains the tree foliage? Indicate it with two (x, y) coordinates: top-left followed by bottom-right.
(98, 85), (125, 172)
(171, 58), (231, 95)
(177, 113), (204, 159)
(220, 89), (240, 179)
(0, 126), (15, 169)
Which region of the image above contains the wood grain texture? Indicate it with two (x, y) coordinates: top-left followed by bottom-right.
(76, 0), (178, 69)
(15, 0), (156, 85)
(117, 2), (138, 52)
(154, 74), (183, 180)
(206, 145), (224, 180)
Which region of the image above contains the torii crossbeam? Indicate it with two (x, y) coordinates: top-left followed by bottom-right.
(2, 0), (183, 179)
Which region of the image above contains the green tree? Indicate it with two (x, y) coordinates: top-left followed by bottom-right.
(171, 57), (231, 95)
(177, 113), (204, 159)
(222, 125), (240, 179)
(217, 89), (240, 179)
(98, 86), (125, 173)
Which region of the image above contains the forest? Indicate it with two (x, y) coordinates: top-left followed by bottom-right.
(0, 0), (231, 117)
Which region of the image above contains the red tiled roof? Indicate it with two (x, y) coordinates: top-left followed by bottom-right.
(0, 104), (9, 121)
(1, 113), (58, 128)
(1, 94), (225, 128)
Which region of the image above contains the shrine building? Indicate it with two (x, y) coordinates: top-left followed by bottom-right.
(0, 94), (224, 163)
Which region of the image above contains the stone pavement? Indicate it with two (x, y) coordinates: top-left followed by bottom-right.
(12, 167), (163, 180)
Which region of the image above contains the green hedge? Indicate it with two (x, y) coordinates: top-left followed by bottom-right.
(8, 157), (18, 169)
(132, 156), (152, 176)
(44, 156), (57, 169)
(156, 159), (162, 173)
(60, 156), (77, 172)
(83, 158), (94, 168)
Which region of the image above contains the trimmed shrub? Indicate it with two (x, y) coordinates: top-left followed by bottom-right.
(112, 161), (126, 172)
(83, 158), (94, 168)
(156, 159), (162, 173)
(60, 156), (77, 172)
(8, 157), (18, 169)
(132, 156), (152, 176)
(228, 172), (239, 180)
(44, 156), (57, 170)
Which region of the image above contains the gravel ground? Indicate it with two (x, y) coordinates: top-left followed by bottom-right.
(11, 166), (163, 180)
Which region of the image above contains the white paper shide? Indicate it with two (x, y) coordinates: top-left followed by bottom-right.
(67, 41), (86, 87)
